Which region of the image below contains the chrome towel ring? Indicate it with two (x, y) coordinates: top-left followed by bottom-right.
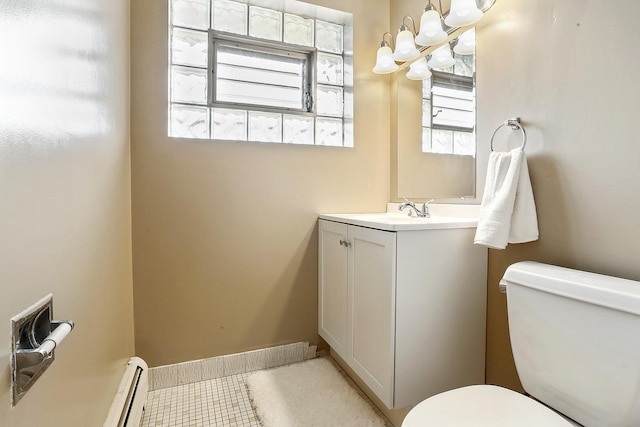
(490, 117), (527, 151)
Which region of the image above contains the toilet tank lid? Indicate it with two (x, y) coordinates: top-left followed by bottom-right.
(503, 262), (640, 316)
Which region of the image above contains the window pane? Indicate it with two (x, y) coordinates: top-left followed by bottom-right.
(454, 131), (475, 156)
(215, 44), (306, 110)
(249, 6), (282, 41)
(432, 86), (474, 130)
(317, 53), (343, 86)
(316, 117), (343, 146)
(171, 66), (208, 104)
(422, 127), (432, 152)
(170, 104), (210, 139)
(454, 54), (474, 77)
(432, 129), (453, 153)
(422, 77), (432, 99)
(212, 0), (247, 35)
(316, 20), (343, 53)
(248, 111), (282, 143)
(171, 0), (209, 30)
(171, 27), (208, 68)
(317, 85), (343, 117)
(284, 13), (314, 46)
(422, 99), (431, 127)
(212, 108), (247, 141)
(283, 115), (314, 144)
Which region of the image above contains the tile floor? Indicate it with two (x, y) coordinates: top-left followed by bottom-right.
(140, 372), (259, 427)
(140, 357), (392, 427)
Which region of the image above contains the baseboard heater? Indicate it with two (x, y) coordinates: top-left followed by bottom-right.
(104, 357), (149, 427)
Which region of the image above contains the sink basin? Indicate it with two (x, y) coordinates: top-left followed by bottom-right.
(319, 211), (478, 231)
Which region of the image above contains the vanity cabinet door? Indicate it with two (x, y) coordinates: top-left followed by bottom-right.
(318, 220), (397, 408)
(318, 220), (349, 359)
(348, 225), (396, 408)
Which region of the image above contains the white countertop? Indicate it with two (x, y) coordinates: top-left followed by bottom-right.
(319, 203), (480, 231)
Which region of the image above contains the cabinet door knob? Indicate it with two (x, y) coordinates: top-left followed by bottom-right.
(339, 239), (351, 247)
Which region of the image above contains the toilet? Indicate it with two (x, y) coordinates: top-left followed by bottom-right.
(402, 261), (640, 427)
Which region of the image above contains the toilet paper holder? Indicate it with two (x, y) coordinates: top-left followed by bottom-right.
(11, 294), (74, 406)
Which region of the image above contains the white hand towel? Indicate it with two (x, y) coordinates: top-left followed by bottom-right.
(509, 153), (539, 244)
(474, 148), (539, 249)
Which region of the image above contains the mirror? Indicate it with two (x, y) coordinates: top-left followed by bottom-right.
(394, 30), (476, 201)
(390, 0), (496, 202)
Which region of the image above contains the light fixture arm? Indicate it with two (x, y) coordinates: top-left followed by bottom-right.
(424, 0), (444, 14)
(380, 32), (395, 49)
(399, 15), (418, 34)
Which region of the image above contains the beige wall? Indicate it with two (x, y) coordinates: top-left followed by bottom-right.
(131, 0), (392, 366)
(476, 0), (640, 390)
(0, 1), (134, 426)
(2, 0), (636, 422)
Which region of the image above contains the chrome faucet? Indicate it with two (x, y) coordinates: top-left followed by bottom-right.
(398, 199), (421, 217)
(399, 198), (434, 218)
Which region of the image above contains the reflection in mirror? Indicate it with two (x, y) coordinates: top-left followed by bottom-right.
(422, 28), (475, 155)
(393, 28), (476, 202)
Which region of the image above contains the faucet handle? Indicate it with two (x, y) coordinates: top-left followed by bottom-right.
(421, 199), (435, 217)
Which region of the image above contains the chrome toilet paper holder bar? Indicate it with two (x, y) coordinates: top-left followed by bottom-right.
(11, 294), (74, 406)
(15, 320), (74, 370)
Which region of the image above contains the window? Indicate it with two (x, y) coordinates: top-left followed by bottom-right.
(432, 74), (474, 131)
(422, 30), (476, 156)
(211, 36), (314, 112)
(168, 0), (353, 147)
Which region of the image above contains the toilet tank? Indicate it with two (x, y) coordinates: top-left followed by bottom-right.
(503, 261), (640, 427)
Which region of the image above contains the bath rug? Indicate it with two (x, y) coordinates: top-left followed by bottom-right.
(246, 357), (386, 427)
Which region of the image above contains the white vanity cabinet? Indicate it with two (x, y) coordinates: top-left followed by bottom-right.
(318, 215), (487, 409)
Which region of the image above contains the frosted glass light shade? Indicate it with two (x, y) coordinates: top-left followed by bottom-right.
(406, 58), (432, 80)
(445, 0), (483, 27)
(454, 28), (475, 55)
(415, 9), (447, 46)
(393, 30), (420, 62)
(373, 45), (399, 74)
(428, 44), (456, 69)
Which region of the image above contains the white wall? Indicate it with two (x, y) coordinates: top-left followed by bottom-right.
(0, 1), (134, 425)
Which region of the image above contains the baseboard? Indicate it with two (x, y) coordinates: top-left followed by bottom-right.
(149, 341), (317, 390)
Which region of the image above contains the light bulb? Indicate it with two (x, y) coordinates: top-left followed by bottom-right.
(406, 58), (432, 80)
(415, 9), (447, 46)
(445, 0), (483, 27)
(393, 29), (420, 62)
(373, 45), (399, 74)
(453, 28), (475, 55)
(427, 44), (456, 69)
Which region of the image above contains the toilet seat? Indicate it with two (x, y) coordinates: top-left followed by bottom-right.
(402, 385), (578, 427)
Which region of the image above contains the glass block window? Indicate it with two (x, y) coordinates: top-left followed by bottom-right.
(422, 30), (475, 156)
(168, 0), (353, 147)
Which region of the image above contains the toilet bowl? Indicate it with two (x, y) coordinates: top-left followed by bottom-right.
(402, 262), (640, 427)
(402, 385), (579, 427)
